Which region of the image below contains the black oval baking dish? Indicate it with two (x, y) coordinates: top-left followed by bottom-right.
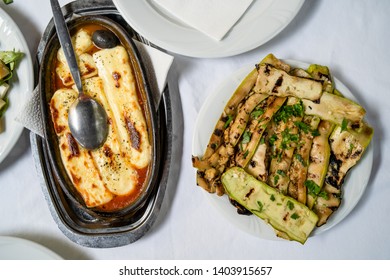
(39, 15), (161, 218)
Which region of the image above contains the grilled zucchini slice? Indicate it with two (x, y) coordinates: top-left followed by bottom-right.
(222, 167), (318, 244)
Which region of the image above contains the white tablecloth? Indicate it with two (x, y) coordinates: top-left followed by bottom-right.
(0, 0), (389, 260)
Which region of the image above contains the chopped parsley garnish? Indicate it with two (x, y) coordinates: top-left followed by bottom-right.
(294, 154), (306, 166)
(257, 201), (263, 212)
(287, 200), (294, 210)
(269, 134), (278, 146)
(341, 118), (348, 131)
(241, 130), (252, 144)
(281, 128), (299, 149)
(294, 120), (320, 136)
(349, 143), (355, 154)
(294, 121), (310, 133)
(305, 180), (321, 196)
(305, 180), (329, 200)
(311, 129), (320, 137)
(291, 213), (300, 220)
(274, 174), (280, 185)
(277, 169), (287, 177)
(273, 100), (304, 124)
(270, 194), (275, 201)
(251, 108), (264, 119)
(223, 115), (233, 129)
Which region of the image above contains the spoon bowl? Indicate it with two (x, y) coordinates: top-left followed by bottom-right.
(68, 96), (109, 150)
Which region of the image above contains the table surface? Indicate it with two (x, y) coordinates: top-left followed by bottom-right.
(0, 0), (389, 260)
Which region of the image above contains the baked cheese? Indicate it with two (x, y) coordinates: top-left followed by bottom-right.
(93, 46), (151, 169)
(50, 28), (152, 209)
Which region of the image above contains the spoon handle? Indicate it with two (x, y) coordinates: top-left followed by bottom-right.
(50, 0), (83, 95)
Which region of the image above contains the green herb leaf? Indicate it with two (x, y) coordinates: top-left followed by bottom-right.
(241, 130), (252, 144)
(257, 201), (263, 212)
(277, 169), (287, 177)
(305, 180), (321, 196)
(281, 128), (299, 150)
(223, 115), (233, 129)
(269, 134), (278, 146)
(270, 194), (275, 201)
(287, 200), (294, 210)
(341, 118), (348, 131)
(291, 213), (300, 220)
(294, 121), (310, 133)
(294, 154), (306, 166)
(311, 129), (320, 137)
(318, 190), (329, 200)
(273, 174), (280, 185)
(274, 100), (304, 123)
(251, 108), (264, 119)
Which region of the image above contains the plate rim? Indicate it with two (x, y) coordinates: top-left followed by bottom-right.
(0, 236), (62, 260)
(112, 0), (305, 58)
(0, 7), (34, 164)
(192, 59), (373, 241)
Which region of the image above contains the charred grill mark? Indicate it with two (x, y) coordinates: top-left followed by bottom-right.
(112, 71), (121, 88)
(49, 101), (66, 134)
(63, 75), (72, 85)
(325, 153), (343, 189)
(197, 170), (205, 178)
(103, 145), (113, 159)
(124, 115), (141, 150)
(351, 122), (361, 130)
(257, 126), (266, 134)
(313, 98), (321, 104)
(70, 171), (81, 185)
(213, 128), (223, 137)
(351, 148), (363, 159)
(272, 76), (283, 93)
(221, 115), (229, 122)
(83, 62), (95, 75)
(211, 143), (218, 150)
(318, 72), (331, 81)
(263, 64), (271, 75)
(66, 133), (80, 159)
(229, 197), (252, 216)
(245, 188), (255, 199)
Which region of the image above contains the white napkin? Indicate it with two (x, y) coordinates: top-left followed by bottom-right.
(15, 42), (174, 138)
(153, 0), (253, 41)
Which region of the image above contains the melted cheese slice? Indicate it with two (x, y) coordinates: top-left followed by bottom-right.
(56, 29), (97, 86)
(93, 46), (151, 169)
(50, 88), (114, 207)
(80, 77), (139, 196)
(57, 29), (93, 59)
(56, 53), (98, 86)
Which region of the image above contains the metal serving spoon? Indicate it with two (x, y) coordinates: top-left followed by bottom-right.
(50, 0), (108, 150)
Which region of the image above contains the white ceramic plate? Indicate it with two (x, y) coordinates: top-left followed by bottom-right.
(192, 60), (373, 241)
(0, 236), (62, 260)
(0, 8), (34, 164)
(113, 0), (305, 58)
